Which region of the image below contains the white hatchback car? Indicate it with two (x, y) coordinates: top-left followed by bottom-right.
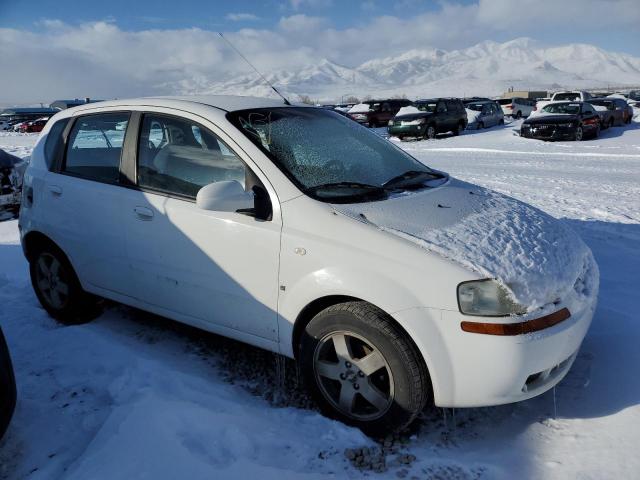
(19, 96), (599, 435)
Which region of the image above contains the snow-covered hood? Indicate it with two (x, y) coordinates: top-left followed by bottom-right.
(334, 178), (598, 311)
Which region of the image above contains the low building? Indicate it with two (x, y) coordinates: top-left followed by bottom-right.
(0, 107), (59, 122)
(502, 90), (548, 100)
(50, 98), (103, 110)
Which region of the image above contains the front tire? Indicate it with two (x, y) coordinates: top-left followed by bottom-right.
(515, 111), (522, 119)
(424, 124), (436, 140)
(299, 302), (430, 437)
(30, 244), (101, 325)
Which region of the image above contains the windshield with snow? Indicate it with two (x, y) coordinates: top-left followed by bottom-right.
(228, 107), (443, 203)
(467, 103), (485, 112)
(414, 102), (437, 113)
(542, 103), (581, 115)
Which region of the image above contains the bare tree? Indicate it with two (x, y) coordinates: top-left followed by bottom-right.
(297, 94), (315, 105)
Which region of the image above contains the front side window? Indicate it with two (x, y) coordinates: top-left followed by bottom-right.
(64, 113), (130, 183)
(137, 114), (246, 198)
(227, 107), (443, 203)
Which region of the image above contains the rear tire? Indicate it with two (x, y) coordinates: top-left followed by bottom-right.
(30, 244), (102, 325)
(574, 125), (584, 141)
(299, 302), (430, 437)
(515, 111), (522, 119)
(453, 122), (464, 136)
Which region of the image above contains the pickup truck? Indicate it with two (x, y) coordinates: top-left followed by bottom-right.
(536, 91), (593, 113)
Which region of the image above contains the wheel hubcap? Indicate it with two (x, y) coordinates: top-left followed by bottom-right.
(427, 127), (435, 138)
(313, 331), (394, 421)
(35, 253), (69, 309)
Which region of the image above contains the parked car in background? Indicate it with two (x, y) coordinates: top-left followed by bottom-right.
(608, 97), (634, 124)
(11, 121), (28, 132)
(0, 149), (28, 217)
(19, 96), (599, 435)
(588, 98), (629, 127)
(388, 98), (467, 139)
(498, 98), (535, 119)
(521, 101), (600, 141)
(465, 101), (504, 129)
(536, 91), (594, 113)
(348, 99), (413, 127)
(0, 120), (11, 131)
(19, 117), (49, 133)
(0, 326), (16, 440)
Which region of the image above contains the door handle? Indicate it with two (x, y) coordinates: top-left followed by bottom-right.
(48, 185), (62, 196)
(133, 206), (154, 220)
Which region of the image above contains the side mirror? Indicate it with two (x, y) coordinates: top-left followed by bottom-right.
(196, 180), (254, 213)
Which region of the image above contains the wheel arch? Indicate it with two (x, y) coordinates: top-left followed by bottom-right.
(291, 296), (432, 386)
(22, 230), (64, 263)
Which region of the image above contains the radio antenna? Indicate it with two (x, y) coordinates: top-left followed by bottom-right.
(218, 32), (291, 105)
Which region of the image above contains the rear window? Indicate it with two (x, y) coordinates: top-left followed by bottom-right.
(498, 99), (512, 105)
(44, 117), (70, 170)
(553, 93), (580, 101)
(64, 113), (130, 183)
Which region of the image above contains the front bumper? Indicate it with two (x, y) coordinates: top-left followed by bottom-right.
(394, 294), (597, 407)
(388, 124), (426, 137)
(521, 124), (576, 140)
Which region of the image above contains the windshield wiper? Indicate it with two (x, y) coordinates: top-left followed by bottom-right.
(382, 170), (444, 190)
(304, 182), (388, 203)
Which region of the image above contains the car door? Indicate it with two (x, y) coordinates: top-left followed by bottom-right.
(121, 111), (281, 341)
(42, 111), (132, 294)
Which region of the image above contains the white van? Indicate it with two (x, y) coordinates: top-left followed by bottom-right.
(498, 98), (536, 118)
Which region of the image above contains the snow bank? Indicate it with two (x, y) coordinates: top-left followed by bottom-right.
(347, 103), (370, 113)
(335, 179), (598, 311)
(396, 106), (421, 117)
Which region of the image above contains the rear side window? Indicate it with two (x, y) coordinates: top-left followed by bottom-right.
(44, 117), (70, 170)
(64, 113), (130, 183)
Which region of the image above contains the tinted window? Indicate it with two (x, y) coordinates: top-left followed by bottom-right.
(44, 117), (69, 170)
(64, 113), (129, 183)
(137, 114), (246, 198)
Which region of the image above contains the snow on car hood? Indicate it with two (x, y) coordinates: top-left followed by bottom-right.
(334, 178), (598, 311)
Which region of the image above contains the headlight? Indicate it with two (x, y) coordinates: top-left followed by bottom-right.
(388, 120), (394, 126)
(457, 279), (526, 316)
(402, 118), (426, 126)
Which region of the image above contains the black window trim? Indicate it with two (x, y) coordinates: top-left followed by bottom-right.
(57, 111), (133, 187)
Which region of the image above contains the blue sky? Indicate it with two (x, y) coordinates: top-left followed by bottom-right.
(1, 0), (639, 103)
(1, 0), (638, 55)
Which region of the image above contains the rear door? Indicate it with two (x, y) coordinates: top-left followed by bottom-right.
(42, 111), (132, 294)
(121, 111), (281, 341)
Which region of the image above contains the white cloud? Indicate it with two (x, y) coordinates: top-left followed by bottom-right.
(1, 1), (638, 103)
(288, 0), (333, 10)
(225, 13), (260, 22)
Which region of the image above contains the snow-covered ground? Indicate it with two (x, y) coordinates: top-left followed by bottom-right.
(1, 118), (639, 479)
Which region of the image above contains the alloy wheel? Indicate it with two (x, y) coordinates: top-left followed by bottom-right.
(35, 253), (69, 310)
(313, 331), (394, 421)
(426, 125), (436, 139)
(575, 126), (583, 141)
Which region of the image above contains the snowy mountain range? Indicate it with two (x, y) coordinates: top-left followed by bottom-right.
(174, 38), (640, 102)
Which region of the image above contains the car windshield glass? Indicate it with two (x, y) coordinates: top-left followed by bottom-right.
(554, 93), (580, 101)
(414, 102), (437, 112)
(467, 103), (484, 111)
(542, 103), (581, 115)
(227, 107), (438, 203)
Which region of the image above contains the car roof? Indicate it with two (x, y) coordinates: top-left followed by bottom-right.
(67, 95), (295, 114)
